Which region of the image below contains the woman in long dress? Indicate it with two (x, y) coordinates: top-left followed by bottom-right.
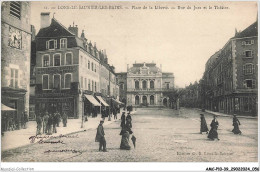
(232, 114), (242, 134)
(120, 128), (131, 150)
(208, 115), (220, 140)
(200, 114), (209, 134)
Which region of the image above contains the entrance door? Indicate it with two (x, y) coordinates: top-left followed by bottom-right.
(163, 98), (167, 107)
(142, 96), (147, 105)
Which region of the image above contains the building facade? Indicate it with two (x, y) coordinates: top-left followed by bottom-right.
(1, 2), (31, 130)
(202, 21), (258, 116)
(126, 62), (174, 107)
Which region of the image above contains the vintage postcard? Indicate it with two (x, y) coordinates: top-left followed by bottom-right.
(1, 1), (259, 171)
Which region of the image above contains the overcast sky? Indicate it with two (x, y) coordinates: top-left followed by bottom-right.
(31, 1), (257, 88)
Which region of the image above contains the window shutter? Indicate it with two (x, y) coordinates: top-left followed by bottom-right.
(252, 64), (255, 74)
(252, 80), (256, 88)
(46, 41), (49, 50)
(242, 41), (245, 45)
(54, 40), (57, 48)
(251, 40), (254, 44)
(242, 51), (245, 55)
(251, 50), (254, 56)
(243, 65), (246, 75)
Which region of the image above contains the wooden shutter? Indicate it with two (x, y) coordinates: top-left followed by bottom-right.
(252, 64), (255, 74)
(242, 51), (246, 56)
(46, 41), (49, 49)
(243, 80), (247, 88)
(242, 41), (245, 45)
(243, 65), (246, 75)
(251, 40), (254, 44)
(54, 40), (57, 48)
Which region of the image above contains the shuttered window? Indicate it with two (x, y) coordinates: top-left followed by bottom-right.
(10, 2), (21, 19)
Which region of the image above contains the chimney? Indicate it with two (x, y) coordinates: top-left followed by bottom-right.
(68, 23), (78, 37)
(80, 30), (85, 39)
(127, 64), (129, 71)
(40, 12), (50, 29)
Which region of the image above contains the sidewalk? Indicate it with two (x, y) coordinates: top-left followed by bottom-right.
(203, 109), (258, 119)
(1, 115), (115, 151)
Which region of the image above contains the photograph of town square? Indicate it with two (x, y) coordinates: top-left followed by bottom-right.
(1, 1), (258, 163)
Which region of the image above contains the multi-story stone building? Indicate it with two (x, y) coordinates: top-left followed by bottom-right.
(126, 62), (174, 107)
(34, 13), (105, 118)
(34, 13), (119, 118)
(1, 2), (31, 130)
(202, 21), (258, 116)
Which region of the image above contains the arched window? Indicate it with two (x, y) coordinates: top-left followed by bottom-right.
(150, 80), (154, 89)
(142, 80), (147, 89)
(53, 54), (61, 66)
(53, 74), (61, 89)
(64, 73), (72, 89)
(65, 53), (72, 65)
(135, 80), (139, 89)
(135, 95), (139, 105)
(142, 96), (147, 105)
(150, 95), (154, 105)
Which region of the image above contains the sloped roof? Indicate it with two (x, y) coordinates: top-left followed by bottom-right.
(233, 21), (258, 39)
(36, 18), (75, 37)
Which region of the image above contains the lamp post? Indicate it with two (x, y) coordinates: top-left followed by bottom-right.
(81, 94), (84, 128)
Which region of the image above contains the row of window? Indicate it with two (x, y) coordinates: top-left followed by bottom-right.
(80, 76), (98, 92)
(135, 80), (155, 89)
(42, 73), (72, 90)
(80, 56), (98, 73)
(241, 40), (254, 46)
(46, 39), (67, 50)
(135, 95), (155, 105)
(42, 53), (73, 67)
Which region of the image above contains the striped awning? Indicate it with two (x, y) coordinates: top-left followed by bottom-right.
(96, 96), (109, 107)
(84, 95), (101, 106)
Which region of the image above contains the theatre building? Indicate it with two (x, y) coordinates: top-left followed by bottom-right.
(1, 2), (31, 130)
(34, 13), (105, 118)
(126, 62), (174, 107)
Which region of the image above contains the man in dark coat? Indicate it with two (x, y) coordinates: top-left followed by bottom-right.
(208, 115), (219, 140)
(95, 120), (107, 152)
(43, 112), (49, 134)
(121, 112), (126, 128)
(113, 107), (117, 120)
(200, 114), (209, 134)
(232, 114), (242, 134)
(53, 113), (58, 133)
(47, 113), (53, 135)
(62, 112), (68, 127)
(36, 115), (42, 135)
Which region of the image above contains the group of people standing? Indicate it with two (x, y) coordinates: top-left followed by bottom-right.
(95, 108), (135, 152)
(200, 114), (242, 140)
(36, 111), (68, 135)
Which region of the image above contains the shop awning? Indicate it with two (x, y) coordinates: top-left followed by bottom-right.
(84, 95), (101, 106)
(1, 104), (16, 111)
(96, 96), (109, 107)
(112, 98), (124, 105)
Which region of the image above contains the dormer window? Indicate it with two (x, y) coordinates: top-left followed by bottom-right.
(46, 39), (57, 50)
(60, 38), (67, 49)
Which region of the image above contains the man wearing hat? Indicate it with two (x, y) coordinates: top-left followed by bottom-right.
(95, 119), (107, 152)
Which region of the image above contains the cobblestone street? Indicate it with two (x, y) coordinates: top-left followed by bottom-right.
(1, 108), (258, 162)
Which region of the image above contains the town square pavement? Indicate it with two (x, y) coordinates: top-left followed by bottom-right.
(1, 108), (258, 162)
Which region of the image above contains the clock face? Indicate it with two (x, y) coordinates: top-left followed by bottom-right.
(8, 26), (22, 49)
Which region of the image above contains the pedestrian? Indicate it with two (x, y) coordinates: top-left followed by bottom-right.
(53, 113), (58, 133)
(113, 107), (117, 120)
(62, 112), (68, 127)
(126, 112), (132, 123)
(208, 115), (220, 140)
(95, 120), (108, 152)
(101, 107), (106, 119)
(120, 112), (126, 128)
(232, 114), (242, 135)
(120, 127), (131, 150)
(47, 113), (53, 135)
(36, 115), (42, 135)
(43, 112), (49, 134)
(200, 114), (209, 134)
(125, 118), (133, 135)
(56, 111), (61, 127)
